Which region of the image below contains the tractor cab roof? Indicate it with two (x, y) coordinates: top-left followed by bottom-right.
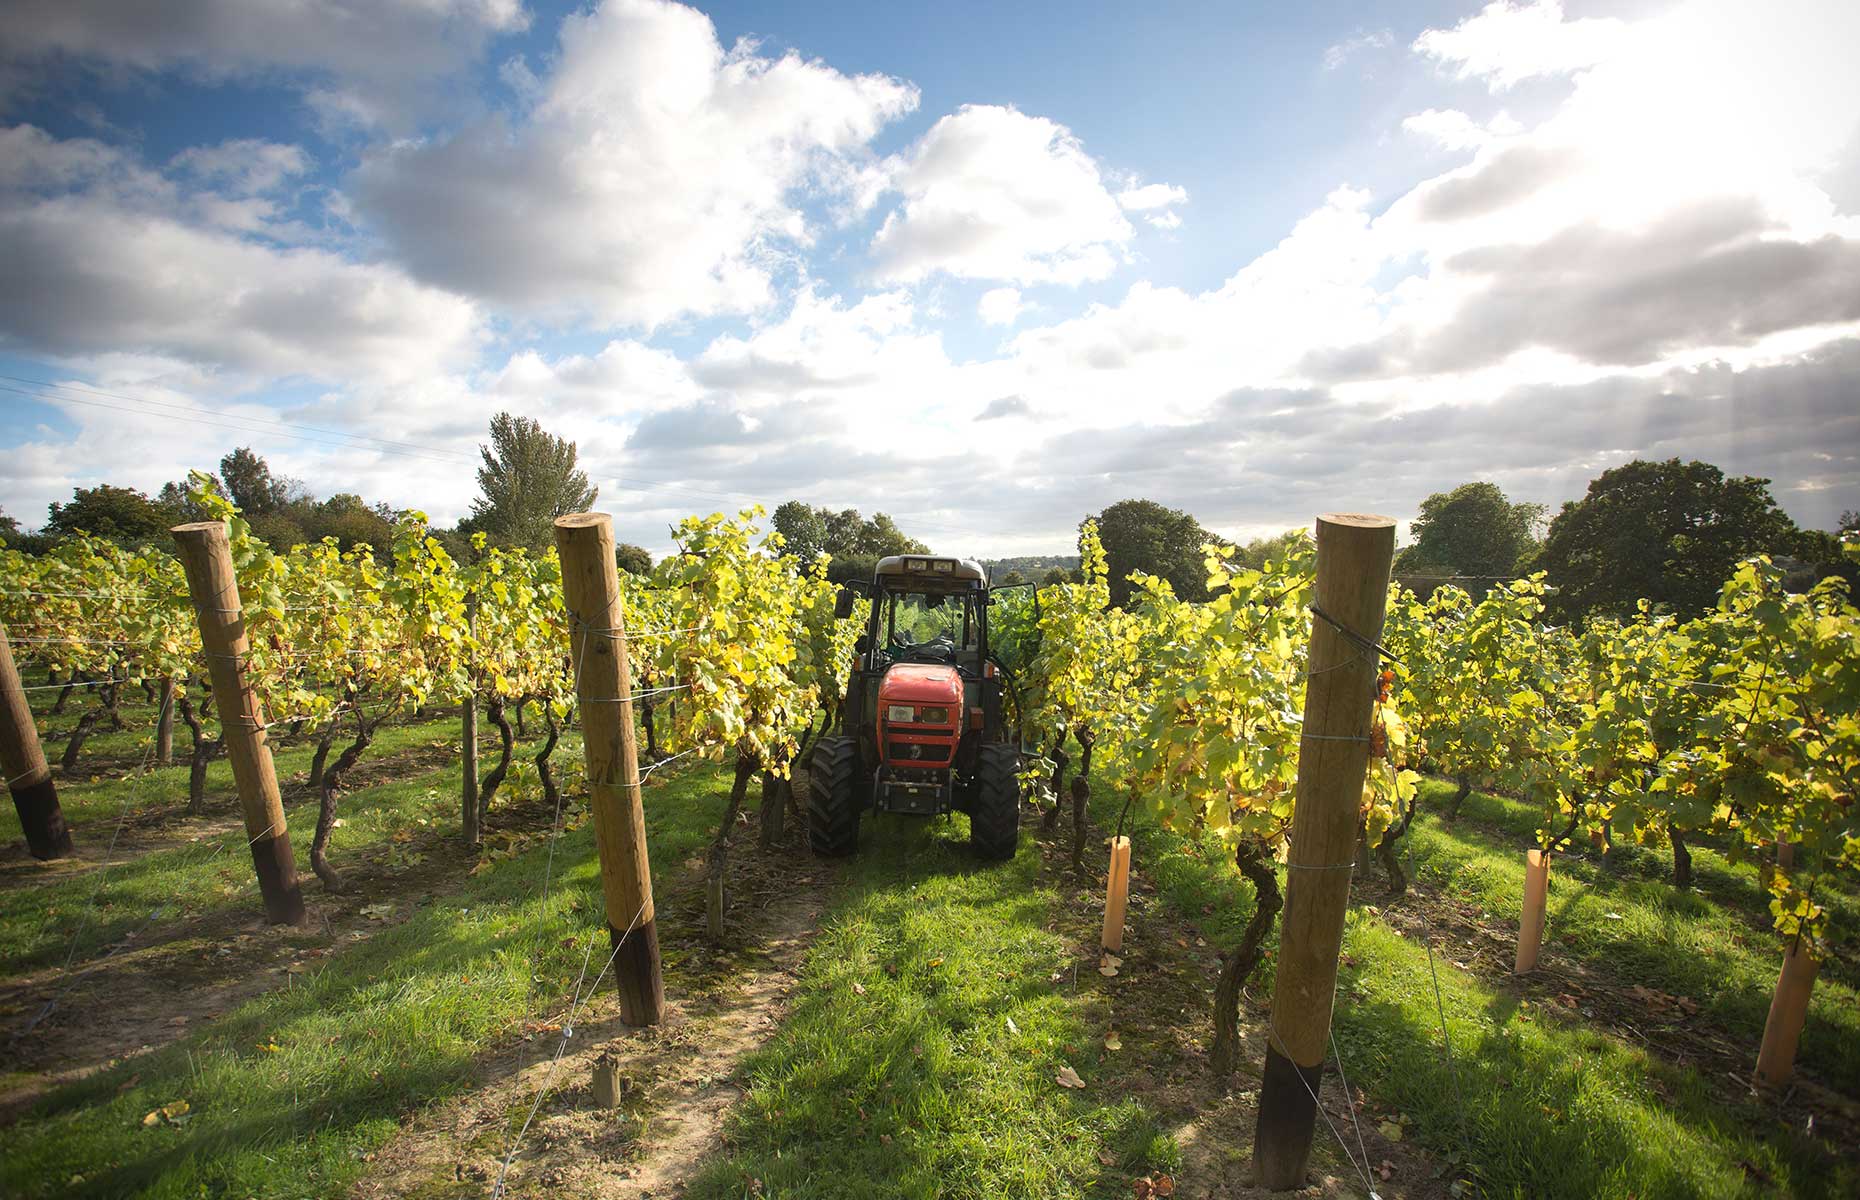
(873, 555), (988, 592)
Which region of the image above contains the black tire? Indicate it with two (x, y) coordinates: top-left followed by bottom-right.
(809, 735), (862, 857)
(970, 742), (1020, 861)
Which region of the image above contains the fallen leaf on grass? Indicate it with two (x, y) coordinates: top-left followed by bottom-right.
(1104, 1031), (1122, 1051)
(257, 1041), (281, 1053)
(1377, 1120), (1403, 1142)
(142, 1100), (191, 1128)
(1005, 1016), (1020, 1036)
(359, 903), (394, 920)
(927, 957), (944, 968)
(1055, 1066), (1085, 1089)
(1099, 952), (1123, 977)
(852, 982), (866, 996)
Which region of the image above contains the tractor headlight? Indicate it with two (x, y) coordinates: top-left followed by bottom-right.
(918, 706), (950, 725)
(887, 704), (915, 723)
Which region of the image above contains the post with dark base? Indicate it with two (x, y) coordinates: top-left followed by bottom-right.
(1, 623), (75, 860)
(172, 521), (308, 927)
(554, 512), (664, 1026)
(1253, 513), (1395, 1191)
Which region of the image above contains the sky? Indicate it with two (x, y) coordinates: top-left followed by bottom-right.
(0, 0), (1856, 558)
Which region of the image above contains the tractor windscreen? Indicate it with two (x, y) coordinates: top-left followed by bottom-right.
(883, 591), (978, 657)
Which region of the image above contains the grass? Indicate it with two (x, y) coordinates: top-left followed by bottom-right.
(0, 716), (500, 975)
(1405, 779), (1860, 1097)
(1096, 783), (1857, 1200)
(0, 761), (730, 1199)
(687, 813), (1178, 1200)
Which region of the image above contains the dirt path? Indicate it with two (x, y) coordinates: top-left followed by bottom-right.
(355, 798), (834, 1199)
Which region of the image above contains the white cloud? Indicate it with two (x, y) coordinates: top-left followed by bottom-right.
(0, 0), (528, 129)
(0, 124), (480, 384)
(978, 287), (1025, 326)
(869, 104), (1138, 286)
(1116, 182), (1188, 211)
(1401, 107), (1523, 152)
(1413, 1), (1626, 91)
(1145, 211), (1183, 231)
(1323, 28), (1393, 72)
(352, 0), (918, 329)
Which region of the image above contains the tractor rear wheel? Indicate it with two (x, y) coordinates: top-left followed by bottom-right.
(808, 735), (862, 857)
(970, 743), (1020, 861)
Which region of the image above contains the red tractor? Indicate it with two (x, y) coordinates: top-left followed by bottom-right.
(809, 554), (1021, 859)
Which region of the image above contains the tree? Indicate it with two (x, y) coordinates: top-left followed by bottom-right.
(156, 477), (224, 523)
(1091, 498), (1214, 608)
(615, 543), (652, 575)
(1841, 510), (1859, 534)
(0, 508), (18, 546)
(1396, 482), (1545, 580)
(218, 447), (299, 515)
(303, 493), (395, 552)
(43, 484), (171, 545)
(1231, 529), (1305, 572)
(771, 501), (929, 581)
(1041, 567), (1069, 586)
(1538, 459), (1798, 619)
(467, 413), (598, 550)
(772, 501), (829, 564)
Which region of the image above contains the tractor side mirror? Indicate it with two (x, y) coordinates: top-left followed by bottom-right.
(833, 587), (857, 620)
(854, 633), (873, 655)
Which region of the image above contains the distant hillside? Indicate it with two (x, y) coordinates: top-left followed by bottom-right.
(980, 555), (1080, 582)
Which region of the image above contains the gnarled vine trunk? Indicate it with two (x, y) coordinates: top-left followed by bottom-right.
(50, 675), (76, 716)
(1375, 793), (1420, 895)
(475, 699), (515, 822)
(314, 712), (380, 891)
(707, 753), (758, 943)
(308, 721), (339, 789)
(102, 681), (126, 731)
(1040, 736), (1070, 833)
(1211, 841), (1284, 1078)
(1070, 727), (1096, 870)
(60, 705), (102, 774)
(1447, 772), (1471, 822)
(1670, 823), (1692, 888)
(534, 706), (560, 813)
(177, 695), (220, 815)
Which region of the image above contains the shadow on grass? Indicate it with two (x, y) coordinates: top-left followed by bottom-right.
(0, 763), (732, 1200)
(1093, 782), (1856, 1200)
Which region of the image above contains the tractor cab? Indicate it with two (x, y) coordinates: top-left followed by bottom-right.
(809, 555), (1020, 860)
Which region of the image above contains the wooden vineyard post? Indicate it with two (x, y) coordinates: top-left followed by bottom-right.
(155, 676), (176, 766)
(1754, 940), (1819, 1087)
(1101, 835), (1131, 952)
(172, 521), (308, 927)
(1254, 513), (1394, 1192)
(1515, 848), (1551, 974)
(554, 512), (664, 1026)
(461, 696), (480, 847)
(0, 623), (75, 860)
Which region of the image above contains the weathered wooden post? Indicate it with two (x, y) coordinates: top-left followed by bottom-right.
(462, 696), (480, 847)
(1101, 835), (1131, 953)
(172, 521), (307, 927)
(1515, 848), (1551, 973)
(0, 623), (75, 860)
(1254, 513), (1394, 1191)
(554, 512), (664, 1026)
(155, 676), (176, 766)
(1755, 939), (1819, 1087)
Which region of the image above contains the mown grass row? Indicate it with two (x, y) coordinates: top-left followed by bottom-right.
(1108, 779), (1856, 1200)
(0, 761), (729, 1199)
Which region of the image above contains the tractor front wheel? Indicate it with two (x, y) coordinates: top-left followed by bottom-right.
(808, 735), (862, 857)
(970, 743), (1020, 861)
